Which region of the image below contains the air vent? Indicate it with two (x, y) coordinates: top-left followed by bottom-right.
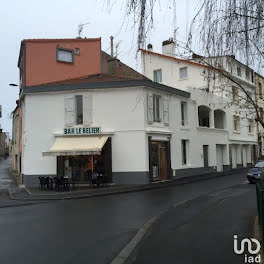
(74, 48), (80, 55)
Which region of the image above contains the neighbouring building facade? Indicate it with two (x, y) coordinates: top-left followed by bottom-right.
(141, 40), (258, 173)
(12, 100), (19, 173)
(255, 73), (264, 157)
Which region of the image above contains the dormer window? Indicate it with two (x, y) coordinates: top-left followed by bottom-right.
(57, 47), (74, 63)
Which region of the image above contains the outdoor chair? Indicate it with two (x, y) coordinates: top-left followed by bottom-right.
(38, 177), (46, 190)
(70, 178), (77, 190)
(63, 178), (70, 191)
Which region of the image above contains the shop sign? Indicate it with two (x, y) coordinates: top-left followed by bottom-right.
(64, 127), (101, 135)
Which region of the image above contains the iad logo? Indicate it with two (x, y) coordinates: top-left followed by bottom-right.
(233, 235), (261, 263)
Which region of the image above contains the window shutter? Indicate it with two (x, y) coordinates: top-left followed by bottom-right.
(159, 97), (163, 123)
(83, 94), (92, 125)
(65, 96), (75, 127)
(163, 98), (169, 125)
(147, 94), (154, 123)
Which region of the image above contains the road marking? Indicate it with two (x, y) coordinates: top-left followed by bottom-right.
(242, 180), (249, 184)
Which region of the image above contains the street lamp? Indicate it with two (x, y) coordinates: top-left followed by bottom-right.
(9, 83), (18, 87)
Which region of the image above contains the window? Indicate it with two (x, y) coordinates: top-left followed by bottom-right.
(214, 109), (225, 129)
(237, 66), (242, 77)
(198, 105), (210, 127)
(57, 47), (74, 63)
(248, 119), (254, 134)
(153, 94), (161, 122)
(260, 107), (264, 121)
(232, 86), (239, 103)
(259, 83), (262, 97)
(153, 69), (162, 83)
(76, 95), (83, 125)
(233, 115), (240, 132)
(179, 67), (188, 79)
(181, 139), (189, 165)
(246, 70), (250, 80)
(181, 101), (188, 126)
(227, 61), (232, 73)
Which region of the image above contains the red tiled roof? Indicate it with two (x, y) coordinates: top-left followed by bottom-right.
(38, 73), (148, 86)
(140, 49), (208, 69)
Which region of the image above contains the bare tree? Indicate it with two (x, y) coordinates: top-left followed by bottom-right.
(188, 0), (264, 69)
(187, 0), (264, 128)
(121, 0), (264, 128)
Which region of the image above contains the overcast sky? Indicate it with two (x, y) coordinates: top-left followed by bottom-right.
(0, 0), (199, 136)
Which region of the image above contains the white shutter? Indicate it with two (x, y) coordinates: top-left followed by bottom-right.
(83, 94), (92, 125)
(159, 97), (163, 123)
(147, 94), (154, 123)
(65, 96), (75, 127)
(163, 98), (169, 125)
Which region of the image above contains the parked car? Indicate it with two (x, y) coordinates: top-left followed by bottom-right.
(247, 160), (264, 183)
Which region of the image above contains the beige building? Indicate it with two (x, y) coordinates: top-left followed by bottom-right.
(256, 73), (264, 157)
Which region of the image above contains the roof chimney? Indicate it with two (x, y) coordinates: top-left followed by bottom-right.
(110, 36), (114, 57)
(147, 44), (153, 51)
(162, 38), (175, 56)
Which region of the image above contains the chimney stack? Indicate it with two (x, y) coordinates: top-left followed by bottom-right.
(110, 36), (114, 57)
(147, 44), (153, 51)
(162, 38), (175, 56)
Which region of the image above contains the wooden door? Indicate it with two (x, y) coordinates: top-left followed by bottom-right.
(159, 144), (167, 180)
(203, 145), (209, 167)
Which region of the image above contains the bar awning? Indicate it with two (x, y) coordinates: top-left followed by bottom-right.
(43, 136), (108, 156)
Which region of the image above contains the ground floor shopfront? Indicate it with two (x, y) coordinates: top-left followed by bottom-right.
(21, 131), (259, 188)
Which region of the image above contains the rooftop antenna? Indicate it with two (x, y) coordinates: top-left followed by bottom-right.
(78, 22), (90, 38)
(115, 40), (122, 58)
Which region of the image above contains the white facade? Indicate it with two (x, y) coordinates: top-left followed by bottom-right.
(142, 47), (258, 172)
(22, 83), (192, 186)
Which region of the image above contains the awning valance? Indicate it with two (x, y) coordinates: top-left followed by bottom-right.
(43, 136), (108, 156)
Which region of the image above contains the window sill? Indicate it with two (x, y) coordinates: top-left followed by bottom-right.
(151, 122), (165, 128)
(56, 60), (74, 64)
(179, 77), (188, 81)
(233, 131), (241, 134)
(181, 164), (192, 169)
(180, 126), (190, 131)
(248, 132), (255, 136)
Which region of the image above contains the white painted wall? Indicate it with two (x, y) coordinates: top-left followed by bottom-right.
(142, 50), (258, 170)
(22, 87), (148, 175)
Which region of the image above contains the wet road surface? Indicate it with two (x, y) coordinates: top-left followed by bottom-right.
(0, 158), (256, 264)
(128, 183), (256, 264)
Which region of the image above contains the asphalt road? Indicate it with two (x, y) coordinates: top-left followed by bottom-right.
(128, 183), (256, 264)
(0, 158), (257, 264)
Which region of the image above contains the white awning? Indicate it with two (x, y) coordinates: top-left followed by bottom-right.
(43, 136), (108, 156)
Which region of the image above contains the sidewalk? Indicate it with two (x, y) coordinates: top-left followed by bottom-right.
(9, 167), (248, 201)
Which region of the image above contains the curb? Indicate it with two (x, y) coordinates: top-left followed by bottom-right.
(110, 197), (194, 264)
(0, 201), (50, 209)
(8, 168), (247, 201)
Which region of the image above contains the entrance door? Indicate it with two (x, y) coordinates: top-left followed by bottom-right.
(203, 145), (209, 167)
(160, 145), (167, 180)
(150, 141), (168, 181)
(216, 145), (224, 172)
